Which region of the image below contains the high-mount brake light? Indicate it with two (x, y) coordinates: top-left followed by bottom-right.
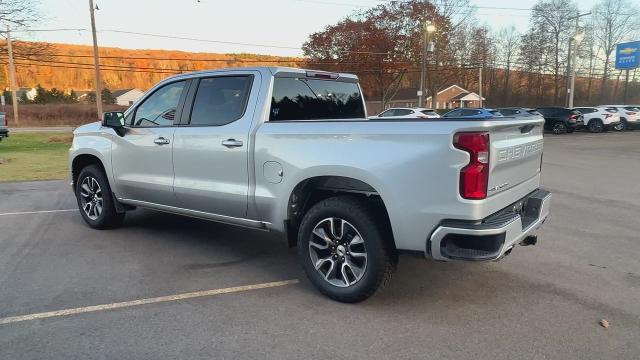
(453, 132), (490, 200)
(305, 71), (339, 80)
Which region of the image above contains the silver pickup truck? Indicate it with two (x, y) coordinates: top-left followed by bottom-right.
(69, 67), (551, 302)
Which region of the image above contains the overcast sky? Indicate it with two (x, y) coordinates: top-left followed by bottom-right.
(19, 0), (600, 57)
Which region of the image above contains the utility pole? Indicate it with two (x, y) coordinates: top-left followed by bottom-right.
(623, 69), (630, 103)
(566, 11), (590, 108)
(6, 25), (19, 126)
(418, 23), (428, 108)
(418, 20), (435, 108)
(478, 65), (483, 108)
(89, 0), (103, 118)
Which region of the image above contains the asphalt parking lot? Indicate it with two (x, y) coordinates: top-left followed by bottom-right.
(1, 131), (639, 359)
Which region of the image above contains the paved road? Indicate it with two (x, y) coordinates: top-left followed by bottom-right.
(1, 131), (639, 359)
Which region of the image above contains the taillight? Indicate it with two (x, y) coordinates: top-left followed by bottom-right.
(569, 114), (577, 119)
(626, 111), (636, 115)
(454, 132), (490, 200)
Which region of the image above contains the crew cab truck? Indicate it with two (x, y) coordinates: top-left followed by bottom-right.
(69, 67), (551, 302)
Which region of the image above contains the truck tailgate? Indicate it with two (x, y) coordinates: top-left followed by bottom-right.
(488, 120), (544, 197)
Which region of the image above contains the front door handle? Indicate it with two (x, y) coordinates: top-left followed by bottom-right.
(222, 139), (243, 148)
(154, 137), (170, 145)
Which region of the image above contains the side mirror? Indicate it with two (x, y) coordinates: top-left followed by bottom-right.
(102, 111), (125, 136)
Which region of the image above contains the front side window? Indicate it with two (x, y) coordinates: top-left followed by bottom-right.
(500, 109), (516, 116)
(189, 76), (253, 126)
(270, 78), (365, 121)
(444, 109), (462, 117)
(132, 81), (186, 127)
(379, 109), (396, 117)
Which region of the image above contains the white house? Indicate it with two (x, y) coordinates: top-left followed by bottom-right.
(112, 88), (145, 106)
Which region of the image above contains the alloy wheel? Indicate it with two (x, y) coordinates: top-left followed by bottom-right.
(79, 176), (103, 220)
(308, 217), (368, 287)
(589, 120), (603, 133)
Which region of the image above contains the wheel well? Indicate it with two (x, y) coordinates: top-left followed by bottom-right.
(285, 176), (395, 251)
(71, 154), (105, 188)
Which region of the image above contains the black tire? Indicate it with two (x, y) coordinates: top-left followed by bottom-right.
(552, 122), (567, 134)
(297, 196), (395, 303)
(614, 119), (627, 131)
(588, 119), (604, 133)
(75, 164), (125, 229)
(566, 128), (575, 133)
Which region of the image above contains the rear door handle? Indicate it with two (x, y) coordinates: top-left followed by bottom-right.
(222, 139), (243, 148)
(154, 137), (170, 145)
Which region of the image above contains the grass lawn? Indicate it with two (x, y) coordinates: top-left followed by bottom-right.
(0, 132), (72, 182)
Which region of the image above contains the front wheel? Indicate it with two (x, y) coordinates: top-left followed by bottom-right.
(76, 164), (125, 229)
(588, 119), (604, 133)
(297, 196), (395, 303)
(613, 120), (627, 131)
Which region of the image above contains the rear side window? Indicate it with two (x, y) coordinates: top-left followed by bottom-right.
(624, 107), (640, 111)
(490, 110), (503, 116)
(605, 107), (618, 113)
(527, 110), (542, 116)
(499, 109), (516, 116)
(420, 110), (438, 116)
(394, 109), (413, 116)
(189, 76), (253, 126)
(461, 109), (481, 116)
(270, 78), (365, 121)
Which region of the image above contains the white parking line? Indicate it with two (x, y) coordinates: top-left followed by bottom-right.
(0, 279), (299, 325)
(0, 209), (77, 217)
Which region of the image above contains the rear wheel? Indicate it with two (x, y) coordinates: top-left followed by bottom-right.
(76, 165), (125, 229)
(297, 196), (395, 303)
(552, 122), (567, 134)
(588, 119), (604, 133)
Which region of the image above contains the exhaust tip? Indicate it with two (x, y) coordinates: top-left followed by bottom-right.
(519, 235), (538, 247)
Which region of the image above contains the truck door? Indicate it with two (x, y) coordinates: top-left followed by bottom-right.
(172, 71), (260, 218)
(111, 80), (189, 206)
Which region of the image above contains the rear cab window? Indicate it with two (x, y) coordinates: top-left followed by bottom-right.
(270, 77), (365, 121)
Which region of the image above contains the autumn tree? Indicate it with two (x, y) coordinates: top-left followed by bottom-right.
(302, 0), (451, 109)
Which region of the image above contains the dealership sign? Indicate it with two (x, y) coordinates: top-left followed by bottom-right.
(615, 41), (640, 69)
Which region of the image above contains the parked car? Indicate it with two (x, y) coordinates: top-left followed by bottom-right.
(571, 106), (621, 133)
(599, 105), (639, 131)
(371, 107), (440, 119)
(497, 107), (543, 118)
(535, 107), (583, 134)
(442, 108), (503, 118)
(0, 112), (8, 141)
(69, 67), (551, 303)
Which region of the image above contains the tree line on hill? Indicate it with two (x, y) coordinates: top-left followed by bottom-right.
(2, 86), (116, 105)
